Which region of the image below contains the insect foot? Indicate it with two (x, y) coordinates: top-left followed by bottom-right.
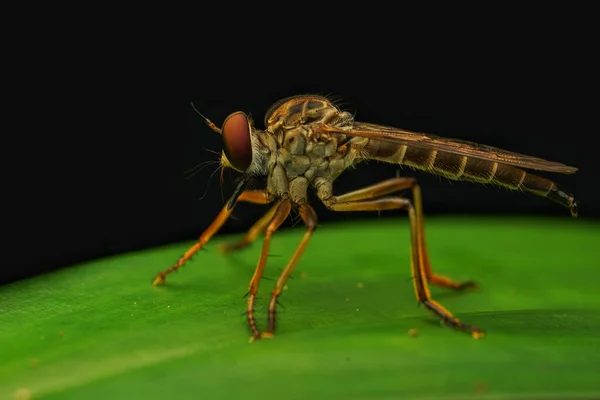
(472, 331), (485, 339)
(152, 273), (167, 286)
(456, 280), (478, 291)
(422, 299), (485, 339)
(248, 333), (263, 343)
(247, 332), (275, 343)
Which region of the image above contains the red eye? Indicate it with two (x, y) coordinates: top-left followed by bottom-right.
(222, 111), (253, 172)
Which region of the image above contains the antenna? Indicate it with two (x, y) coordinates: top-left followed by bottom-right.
(190, 101), (222, 134)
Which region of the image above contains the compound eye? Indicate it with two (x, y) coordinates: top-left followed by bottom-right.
(222, 111), (253, 172)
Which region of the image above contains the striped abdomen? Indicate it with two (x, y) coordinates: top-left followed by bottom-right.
(363, 139), (577, 215)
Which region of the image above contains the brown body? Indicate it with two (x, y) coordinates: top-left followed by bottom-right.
(154, 95), (579, 341)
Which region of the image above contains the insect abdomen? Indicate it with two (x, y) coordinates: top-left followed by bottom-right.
(363, 140), (577, 215)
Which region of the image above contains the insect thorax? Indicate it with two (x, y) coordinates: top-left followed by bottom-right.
(254, 97), (363, 203)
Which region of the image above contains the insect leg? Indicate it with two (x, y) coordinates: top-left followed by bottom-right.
(246, 199), (292, 342)
(336, 178), (475, 290)
(217, 202), (280, 253)
(334, 177), (414, 202)
(323, 196), (483, 339)
(262, 203), (318, 339)
(152, 189), (274, 286)
(411, 183), (477, 290)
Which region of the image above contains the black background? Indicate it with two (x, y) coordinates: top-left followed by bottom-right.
(3, 14), (597, 287)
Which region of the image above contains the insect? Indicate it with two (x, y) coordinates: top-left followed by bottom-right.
(152, 94), (578, 341)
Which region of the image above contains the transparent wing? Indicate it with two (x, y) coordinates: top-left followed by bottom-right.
(319, 122), (578, 174)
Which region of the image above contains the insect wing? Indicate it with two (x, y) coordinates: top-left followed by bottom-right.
(319, 122), (578, 174)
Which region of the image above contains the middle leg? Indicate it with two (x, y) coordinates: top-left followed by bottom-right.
(262, 203), (318, 339)
(246, 199), (292, 341)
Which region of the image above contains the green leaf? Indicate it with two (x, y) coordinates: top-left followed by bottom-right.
(1, 216), (599, 399)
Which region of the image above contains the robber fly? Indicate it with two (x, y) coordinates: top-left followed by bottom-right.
(153, 95), (578, 341)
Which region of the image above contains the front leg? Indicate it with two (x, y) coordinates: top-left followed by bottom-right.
(152, 184), (274, 286)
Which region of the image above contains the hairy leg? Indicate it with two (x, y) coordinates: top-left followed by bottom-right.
(245, 199), (292, 341)
(152, 188), (274, 286)
(262, 203), (318, 339)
